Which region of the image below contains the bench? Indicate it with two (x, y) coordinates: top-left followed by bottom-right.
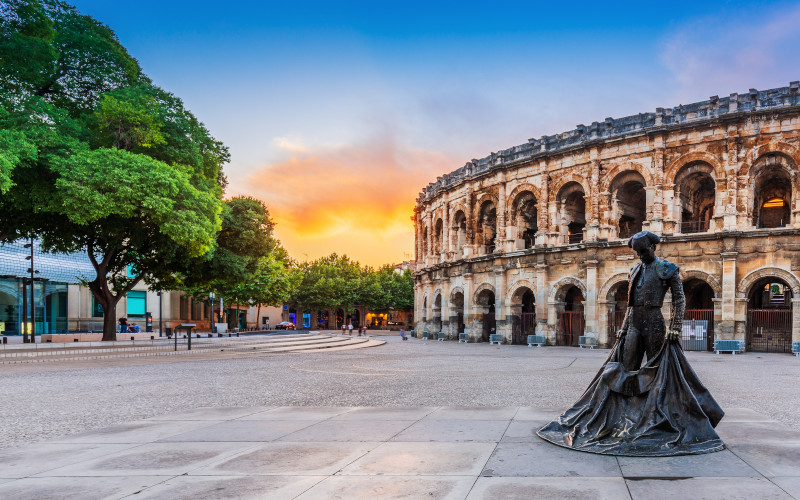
(489, 334), (504, 345)
(714, 339), (745, 355)
(422, 331), (430, 340)
(436, 332), (446, 341)
(792, 341), (800, 357)
(579, 336), (598, 349)
(527, 335), (545, 347)
(458, 333), (469, 343)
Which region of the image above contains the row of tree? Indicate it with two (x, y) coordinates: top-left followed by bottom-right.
(0, 0), (413, 340)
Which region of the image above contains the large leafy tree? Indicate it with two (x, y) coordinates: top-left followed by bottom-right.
(357, 265), (414, 313)
(291, 254), (362, 314)
(0, 0), (228, 340)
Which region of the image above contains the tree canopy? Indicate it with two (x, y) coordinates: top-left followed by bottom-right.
(0, 0), (228, 339)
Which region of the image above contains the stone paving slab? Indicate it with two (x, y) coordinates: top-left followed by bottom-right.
(0, 406), (798, 499)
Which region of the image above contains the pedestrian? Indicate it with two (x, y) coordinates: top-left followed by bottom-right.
(128, 323), (141, 333)
(348, 322), (353, 336)
(400, 330), (408, 341)
(118, 317), (128, 334)
(341, 323), (346, 335)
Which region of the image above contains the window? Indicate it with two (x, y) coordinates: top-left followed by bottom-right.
(127, 291), (146, 317)
(92, 296), (104, 318)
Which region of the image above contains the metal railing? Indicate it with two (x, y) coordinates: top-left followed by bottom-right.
(678, 220), (710, 234)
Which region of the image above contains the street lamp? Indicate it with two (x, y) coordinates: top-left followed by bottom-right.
(209, 292), (216, 333)
(157, 291), (163, 337)
(23, 239), (37, 343)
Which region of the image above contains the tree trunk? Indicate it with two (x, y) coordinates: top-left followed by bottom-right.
(102, 304), (119, 341)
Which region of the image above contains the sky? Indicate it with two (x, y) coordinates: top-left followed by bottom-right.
(68, 0), (800, 267)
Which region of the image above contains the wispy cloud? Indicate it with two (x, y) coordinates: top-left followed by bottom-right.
(660, 5), (800, 101)
(235, 133), (457, 266)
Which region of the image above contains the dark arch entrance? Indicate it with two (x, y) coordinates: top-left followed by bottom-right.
(450, 291), (465, 335)
(682, 279), (715, 351)
(747, 277), (793, 353)
(558, 285), (585, 346)
(476, 289), (496, 342)
(606, 281), (628, 341)
(510, 287), (535, 345)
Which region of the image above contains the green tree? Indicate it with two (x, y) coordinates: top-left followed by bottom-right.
(0, 1), (227, 340)
(292, 254), (362, 314)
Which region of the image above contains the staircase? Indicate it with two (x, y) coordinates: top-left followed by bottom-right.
(0, 333), (385, 364)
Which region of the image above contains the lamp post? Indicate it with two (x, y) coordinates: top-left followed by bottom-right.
(209, 292), (216, 333)
(157, 291), (163, 337)
(23, 239), (37, 343)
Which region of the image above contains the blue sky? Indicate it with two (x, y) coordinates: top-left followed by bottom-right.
(69, 0), (800, 266)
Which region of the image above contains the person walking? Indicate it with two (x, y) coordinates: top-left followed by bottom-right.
(348, 322), (353, 336)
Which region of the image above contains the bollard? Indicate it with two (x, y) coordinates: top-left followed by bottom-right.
(131, 336), (135, 341)
(2, 337), (6, 344)
(236, 332), (240, 337)
(208, 333), (212, 338)
(74, 338), (79, 342)
(150, 336), (155, 340)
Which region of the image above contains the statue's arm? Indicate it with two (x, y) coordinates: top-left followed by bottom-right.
(668, 272), (686, 339)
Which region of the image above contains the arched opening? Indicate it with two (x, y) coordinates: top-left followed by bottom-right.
(0, 290), (19, 335)
(747, 277), (793, 353)
(336, 308), (345, 329)
(317, 310), (329, 329)
(478, 201), (497, 254)
(476, 289), (496, 342)
(510, 286), (536, 344)
(606, 281), (628, 340)
(674, 162), (715, 233)
(682, 279), (715, 351)
(610, 171), (647, 238)
(351, 309), (361, 328)
(452, 211), (467, 257)
(433, 293), (442, 333)
(752, 154), (792, 228)
(512, 191), (538, 249)
(434, 218), (444, 256)
(450, 290), (465, 334)
(422, 227), (429, 259)
(557, 285), (585, 346)
(558, 182), (586, 243)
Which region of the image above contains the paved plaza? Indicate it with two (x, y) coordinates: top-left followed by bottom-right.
(1, 336), (799, 498)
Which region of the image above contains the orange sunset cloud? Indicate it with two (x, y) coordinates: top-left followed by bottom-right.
(239, 137), (458, 267)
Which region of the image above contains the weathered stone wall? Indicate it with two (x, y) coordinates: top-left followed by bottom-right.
(414, 83), (800, 350)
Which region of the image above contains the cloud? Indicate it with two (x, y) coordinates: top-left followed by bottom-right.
(235, 133), (458, 266)
(660, 5), (800, 101)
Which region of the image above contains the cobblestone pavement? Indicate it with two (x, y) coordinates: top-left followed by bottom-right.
(2, 337), (798, 450)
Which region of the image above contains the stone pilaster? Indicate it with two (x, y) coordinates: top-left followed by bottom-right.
(463, 272), (474, 340)
(720, 251), (738, 339)
(584, 259), (599, 338)
(495, 266), (508, 340)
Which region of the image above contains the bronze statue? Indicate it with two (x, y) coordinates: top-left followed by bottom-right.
(537, 231), (724, 456)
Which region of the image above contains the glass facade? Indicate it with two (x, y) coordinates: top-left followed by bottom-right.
(0, 278), (69, 335)
(126, 290), (147, 317)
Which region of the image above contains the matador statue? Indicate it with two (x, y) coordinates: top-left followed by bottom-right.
(538, 231), (725, 456)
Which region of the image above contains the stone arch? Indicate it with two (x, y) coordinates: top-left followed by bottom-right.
(600, 162), (654, 193)
(680, 270), (722, 298)
(473, 283), (496, 305)
(740, 142), (800, 178)
(666, 151), (725, 186)
(549, 276), (588, 302)
(508, 279), (537, 304)
(551, 174), (590, 203)
(599, 273), (630, 303)
(506, 182), (542, 210)
(433, 218), (444, 254)
(607, 169), (648, 238)
(449, 286), (464, 300)
(746, 152), (796, 227)
(737, 267), (800, 298)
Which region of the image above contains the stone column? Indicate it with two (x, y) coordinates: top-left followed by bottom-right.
(465, 195), (474, 258)
(536, 172), (549, 246)
(443, 200), (451, 259)
(427, 211), (434, 265)
(495, 266), (508, 340)
(584, 259), (599, 338)
(441, 279), (451, 337)
(463, 273), (474, 341)
(720, 251), (738, 339)
(497, 173), (507, 251)
(536, 262), (549, 339)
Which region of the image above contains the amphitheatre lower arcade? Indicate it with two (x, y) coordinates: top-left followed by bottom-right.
(413, 83), (800, 353)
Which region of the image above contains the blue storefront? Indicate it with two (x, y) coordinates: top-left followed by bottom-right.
(0, 240), (94, 336)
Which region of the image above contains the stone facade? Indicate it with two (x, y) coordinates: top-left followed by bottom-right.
(413, 83), (800, 352)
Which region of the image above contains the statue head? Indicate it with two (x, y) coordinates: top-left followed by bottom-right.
(628, 231), (660, 264)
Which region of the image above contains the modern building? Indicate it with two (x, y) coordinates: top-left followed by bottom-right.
(0, 240), (279, 337)
(413, 82), (800, 353)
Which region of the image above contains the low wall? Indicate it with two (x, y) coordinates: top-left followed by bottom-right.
(41, 332), (160, 343)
